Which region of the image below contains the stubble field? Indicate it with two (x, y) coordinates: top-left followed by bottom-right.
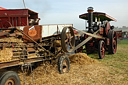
(18, 40), (128, 85)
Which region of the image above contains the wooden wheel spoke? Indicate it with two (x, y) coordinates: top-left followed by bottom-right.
(70, 36), (74, 39)
(69, 42), (73, 48)
(66, 42), (70, 49)
(66, 41), (70, 46)
(65, 38), (69, 43)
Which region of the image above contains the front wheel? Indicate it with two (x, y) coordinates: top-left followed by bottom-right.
(98, 40), (105, 59)
(57, 55), (70, 74)
(0, 71), (21, 85)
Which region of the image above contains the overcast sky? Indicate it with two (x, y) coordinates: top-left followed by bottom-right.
(0, 0), (127, 30)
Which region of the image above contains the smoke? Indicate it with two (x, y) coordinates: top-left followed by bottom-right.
(22, 0), (51, 24)
(23, 0), (51, 15)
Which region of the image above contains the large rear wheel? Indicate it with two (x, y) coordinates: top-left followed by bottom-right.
(108, 30), (117, 54)
(104, 22), (110, 37)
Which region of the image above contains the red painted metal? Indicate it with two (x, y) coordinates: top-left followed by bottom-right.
(90, 42), (93, 46)
(100, 27), (104, 34)
(0, 9), (39, 28)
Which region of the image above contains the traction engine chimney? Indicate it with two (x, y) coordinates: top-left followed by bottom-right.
(87, 7), (94, 33)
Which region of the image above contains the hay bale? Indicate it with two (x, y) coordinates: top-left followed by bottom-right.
(0, 37), (24, 62)
(69, 53), (98, 65)
(0, 48), (13, 62)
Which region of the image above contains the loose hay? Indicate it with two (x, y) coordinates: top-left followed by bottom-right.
(17, 62), (128, 85)
(69, 53), (99, 65)
(18, 53), (101, 85)
(16, 53), (128, 85)
(18, 61), (110, 85)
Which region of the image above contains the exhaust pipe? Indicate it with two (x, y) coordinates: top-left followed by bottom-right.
(87, 7), (94, 33)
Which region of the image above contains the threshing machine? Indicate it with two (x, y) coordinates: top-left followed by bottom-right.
(0, 8), (75, 85)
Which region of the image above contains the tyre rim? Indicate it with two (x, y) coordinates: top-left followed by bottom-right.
(101, 42), (105, 58)
(62, 59), (68, 73)
(5, 78), (15, 85)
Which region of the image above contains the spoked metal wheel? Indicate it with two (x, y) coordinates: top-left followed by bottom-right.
(98, 40), (105, 59)
(58, 55), (70, 74)
(61, 27), (75, 52)
(108, 30), (117, 54)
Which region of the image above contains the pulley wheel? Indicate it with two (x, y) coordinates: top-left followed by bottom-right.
(61, 27), (75, 52)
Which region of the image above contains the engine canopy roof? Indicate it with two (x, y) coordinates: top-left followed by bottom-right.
(79, 12), (116, 22)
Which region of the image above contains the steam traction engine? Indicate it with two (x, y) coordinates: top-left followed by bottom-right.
(75, 7), (117, 59)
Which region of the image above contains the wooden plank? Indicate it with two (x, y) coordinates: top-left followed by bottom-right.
(0, 57), (46, 69)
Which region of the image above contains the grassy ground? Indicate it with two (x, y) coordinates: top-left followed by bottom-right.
(88, 40), (128, 84)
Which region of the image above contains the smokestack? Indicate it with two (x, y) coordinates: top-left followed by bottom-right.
(87, 7), (94, 33)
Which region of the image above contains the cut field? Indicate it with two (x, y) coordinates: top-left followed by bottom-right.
(19, 40), (128, 85)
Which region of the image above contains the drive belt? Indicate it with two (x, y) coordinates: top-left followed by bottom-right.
(73, 28), (105, 51)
